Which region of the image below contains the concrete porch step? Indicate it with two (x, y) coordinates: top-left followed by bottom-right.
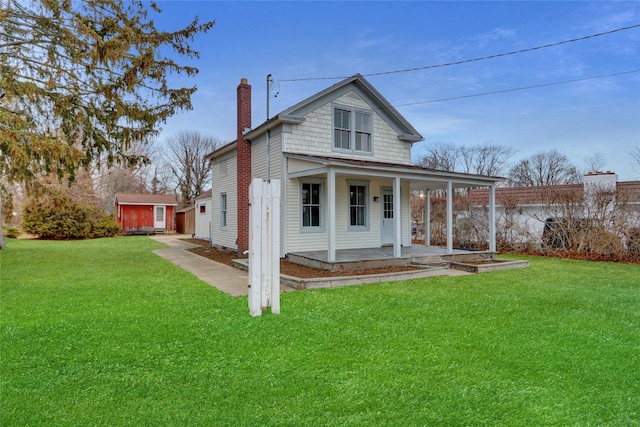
(410, 260), (450, 269)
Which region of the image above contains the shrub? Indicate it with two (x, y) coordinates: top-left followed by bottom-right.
(23, 194), (120, 239)
(626, 228), (640, 260)
(2, 225), (20, 238)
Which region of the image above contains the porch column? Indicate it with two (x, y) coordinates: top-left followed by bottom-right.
(489, 184), (496, 252)
(327, 168), (336, 263)
(424, 189), (431, 247)
(447, 181), (453, 255)
(393, 177), (402, 258)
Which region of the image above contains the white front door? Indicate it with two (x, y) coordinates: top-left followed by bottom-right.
(154, 206), (166, 229)
(381, 189), (394, 245)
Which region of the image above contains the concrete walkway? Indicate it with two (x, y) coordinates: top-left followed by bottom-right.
(150, 234), (478, 295)
(151, 234), (252, 297)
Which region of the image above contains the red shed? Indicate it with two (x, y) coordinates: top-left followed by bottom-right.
(115, 193), (178, 235)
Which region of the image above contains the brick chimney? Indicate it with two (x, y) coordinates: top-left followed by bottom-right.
(237, 78), (251, 256)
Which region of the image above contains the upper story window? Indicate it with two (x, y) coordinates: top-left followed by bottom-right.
(334, 108), (351, 150)
(333, 107), (372, 154)
(220, 159), (228, 177)
(355, 111), (371, 152)
(199, 204), (206, 214)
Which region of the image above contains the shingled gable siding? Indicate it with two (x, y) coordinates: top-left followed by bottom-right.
(283, 91), (412, 165)
(211, 152), (238, 250)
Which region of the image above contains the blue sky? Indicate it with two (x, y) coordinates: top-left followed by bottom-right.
(153, 1), (640, 180)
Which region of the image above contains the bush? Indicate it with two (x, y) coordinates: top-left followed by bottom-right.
(23, 194), (120, 239)
(626, 228), (640, 260)
(2, 225), (20, 238)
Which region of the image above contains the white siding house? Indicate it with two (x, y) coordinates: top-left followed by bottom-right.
(209, 148), (238, 250)
(205, 74), (503, 261)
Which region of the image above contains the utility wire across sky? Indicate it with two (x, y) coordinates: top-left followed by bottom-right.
(277, 70), (640, 119)
(393, 70), (640, 107)
(279, 23), (640, 82)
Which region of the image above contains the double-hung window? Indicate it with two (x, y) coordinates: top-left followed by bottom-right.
(220, 194), (227, 228)
(349, 183), (368, 228)
(355, 112), (371, 152)
(301, 182), (322, 230)
(333, 106), (372, 153)
(334, 108), (351, 150)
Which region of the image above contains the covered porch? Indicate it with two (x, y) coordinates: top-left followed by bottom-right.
(286, 153), (503, 264)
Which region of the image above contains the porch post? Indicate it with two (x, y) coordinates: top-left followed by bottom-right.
(424, 189), (431, 247)
(327, 168), (336, 263)
(393, 177), (402, 258)
(489, 184), (496, 252)
(447, 181), (453, 255)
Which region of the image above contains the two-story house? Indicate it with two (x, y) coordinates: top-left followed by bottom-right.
(205, 74), (502, 265)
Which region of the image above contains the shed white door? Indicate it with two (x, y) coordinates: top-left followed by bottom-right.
(154, 205), (166, 229)
(381, 189), (395, 245)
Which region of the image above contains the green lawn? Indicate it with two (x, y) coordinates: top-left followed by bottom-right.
(1, 238), (639, 426)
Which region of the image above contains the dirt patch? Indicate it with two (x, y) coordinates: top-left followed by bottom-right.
(181, 238), (420, 279)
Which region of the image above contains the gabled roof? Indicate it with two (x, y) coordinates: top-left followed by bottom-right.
(245, 74), (424, 143)
(205, 140), (237, 161)
(115, 193), (178, 206)
(195, 189), (212, 201)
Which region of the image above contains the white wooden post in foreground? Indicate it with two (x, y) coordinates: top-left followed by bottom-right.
(248, 178), (281, 317)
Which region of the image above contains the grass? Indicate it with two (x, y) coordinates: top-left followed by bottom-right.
(1, 238), (639, 426)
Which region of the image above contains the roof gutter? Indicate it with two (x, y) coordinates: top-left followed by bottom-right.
(244, 114), (305, 141)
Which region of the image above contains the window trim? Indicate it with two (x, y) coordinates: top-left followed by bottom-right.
(220, 193), (227, 229)
(300, 179), (325, 233)
(347, 180), (370, 231)
(332, 104), (373, 155)
(199, 204), (206, 215)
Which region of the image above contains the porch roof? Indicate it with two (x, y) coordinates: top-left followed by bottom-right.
(285, 152), (505, 189)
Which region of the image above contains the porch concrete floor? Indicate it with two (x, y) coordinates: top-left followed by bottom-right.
(289, 245), (484, 263)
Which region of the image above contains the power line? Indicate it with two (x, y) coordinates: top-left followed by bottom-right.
(393, 70), (640, 107)
(280, 24), (640, 82)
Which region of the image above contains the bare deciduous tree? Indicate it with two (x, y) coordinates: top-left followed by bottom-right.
(629, 143), (640, 176)
(583, 152), (606, 174)
(94, 139), (159, 212)
(508, 149), (581, 186)
(419, 142), (460, 172)
(418, 142), (514, 176)
(161, 131), (222, 207)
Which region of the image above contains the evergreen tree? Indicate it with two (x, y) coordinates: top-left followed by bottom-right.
(0, 0), (214, 182)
